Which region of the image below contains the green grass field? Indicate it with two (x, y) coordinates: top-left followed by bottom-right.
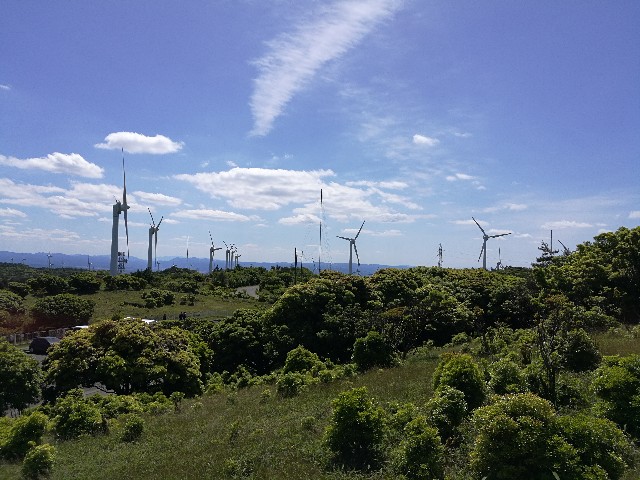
(2, 335), (639, 479)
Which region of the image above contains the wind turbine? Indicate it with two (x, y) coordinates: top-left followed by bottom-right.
(472, 217), (511, 270)
(337, 220), (365, 275)
(147, 208), (163, 271)
(110, 151), (130, 275)
(47, 252), (52, 270)
(208, 231), (222, 274)
(223, 241), (230, 270)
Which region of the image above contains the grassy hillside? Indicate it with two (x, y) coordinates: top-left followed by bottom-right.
(2, 332), (639, 480)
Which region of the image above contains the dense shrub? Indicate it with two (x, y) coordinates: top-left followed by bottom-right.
(393, 416), (445, 479)
(558, 414), (631, 480)
(488, 358), (526, 394)
(283, 345), (323, 374)
(426, 386), (467, 441)
(68, 272), (102, 294)
(141, 289), (175, 308)
(49, 390), (104, 440)
(0, 340), (42, 412)
(103, 274), (147, 291)
(592, 354), (640, 437)
(21, 443), (55, 480)
(469, 393), (580, 479)
(31, 294), (94, 329)
(324, 387), (386, 471)
(7, 282), (29, 298)
(0, 289), (26, 314)
(120, 414), (144, 442)
(276, 372), (308, 398)
(0, 411), (48, 459)
(352, 330), (396, 372)
(28, 274), (69, 295)
(559, 328), (602, 372)
(432, 353), (485, 411)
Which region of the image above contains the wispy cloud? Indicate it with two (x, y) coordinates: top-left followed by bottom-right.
(0, 153), (104, 178)
(630, 211), (640, 219)
(250, 0), (400, 136)
(174, 209), (252, 222)
(541, 220), (593, 229)
(0, 84), (11, 91)
(412, 134), (439, 146)
(133, 191), (182, 207)
(446, 173), (475, 181)
(0, 207), (26, 218)
(95, 132), (184, 154)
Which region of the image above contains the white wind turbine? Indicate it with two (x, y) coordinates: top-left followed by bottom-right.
(472, 217), (511, 270)
(110, 153), (130, 275)
(147, 208), (163, 271)
(337, 220), (365, 275)
(209, 231), (222, 274)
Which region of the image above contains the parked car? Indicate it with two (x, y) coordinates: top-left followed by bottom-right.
(28, 336), (60, 354)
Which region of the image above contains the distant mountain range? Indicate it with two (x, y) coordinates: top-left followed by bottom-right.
(0, 251), (410, 276)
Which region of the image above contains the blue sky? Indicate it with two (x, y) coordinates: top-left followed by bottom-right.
(1, 0), (639, 270)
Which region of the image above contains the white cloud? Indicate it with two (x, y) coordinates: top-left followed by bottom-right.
(133, 191), (182, 207)
(629, 211), (640, 219)
(278, 213), (321, 225)
(0, 153), (104, 178)
(446, 173), (475, 182)
(175, 209), (252, 222)
(95, 132), (183, 154)
(250, 0), (400, 136)
(346, 180), (407, 189)
(0, 207), (26, 218)
(412, 134), (439, 147)
(452, 219), (488, 227)
(371, 229), (403, 237)
(0, 84), (11, 91)
(175, 167), (334, 210)
(541, 220), (593, 229)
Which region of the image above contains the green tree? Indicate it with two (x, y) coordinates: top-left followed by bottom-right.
(558, 414), (631, 480)
(21, 443), (55, 480)
(426, 385), (467, 441)
(592, 354), (640, 438)
(283, 345), (323, 374)
(31, 293), (94, 329)
(352, 330), (395, 372)
(0, 339), (42, 413)
(43, 318), (203, 396)
(27, 274), (70, 296)
(432, 353), (485, 411)
(0, 411), (48, 459)
(324, 387), (386, 471)
(0, 290), (27, 314)
(68, 272), (102, 294)
(469, 393), (580, 480)
(393, 416), (445, 480)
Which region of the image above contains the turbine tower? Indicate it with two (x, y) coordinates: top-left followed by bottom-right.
(472, 217), (511, 270)
(147, 208), (163, 271)
(110, 152), (130, 275)
(208, 231), (222, 274)
(337, 220), (365, 275)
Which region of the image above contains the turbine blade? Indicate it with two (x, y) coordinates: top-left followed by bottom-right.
(355, 220), (365, 239)
(472, 217), (486, 235)
(490, 232), (511, 238)
(353, 242), (360, 266)
(478, 244), (485, 262)
(337, 236), (350, 241)
(122, 151), (129, 256)
(148, 208), (155, 226)
(157, 216), (163, 228)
